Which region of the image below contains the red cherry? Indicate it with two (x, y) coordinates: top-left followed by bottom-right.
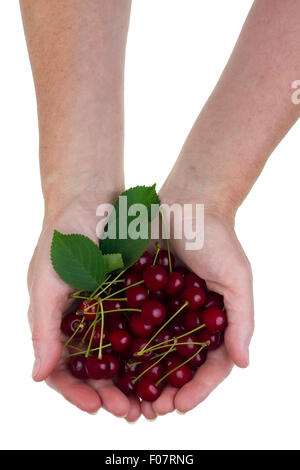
(129, 313), (155, 337)
(68, 357), (88, 379)
(102, 353), (119, 379)
(149, 289), (167, 302)
(175, 267), (190, 279)
(181, 287), (206, 310)
(138, 360), (164, 381)
(185, 272), (207, 291)
(87, 326), (109, 348)
(141, 300), (166, 326)
(117, 372), (136, 395)
(183, 310), (203, 331)
(168, 297), (185, 315)
(202, 307), (227, 333)
(126, 285), (148, 308)
(198, 328), (222, 351)
(103, 346), (113, 355)
(130, 338), (153, 361)
(177, 334), (199, 358)
(133, 251), (153, 272)
(164, 354), (182, 369)
(124, 269), (142, 287)
(165, 272), (184, 296)
(85, 357), (110, 380)
(78, 300), (98, 320)
(154, 329), (173, 345)
(109, 330), (131, 352)
(166, 364), (193, 387)
(61, 313), (87, 338)
(120, 360), (140, 375)
(189, 349), (207, 369)
(102, 299), (126, 314)
(153, 329), (174, 354)
(204, 291), (224, 309)
(156, 250), (175, 270)
(169, 316), (186, 335)
(106, 314), (128, 332)
(143, 265), (168, 291)
(136, 378), (161, 402)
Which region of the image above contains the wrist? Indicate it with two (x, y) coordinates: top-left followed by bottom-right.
(160, 175), (238, 227)
(43, 170), (124, 223)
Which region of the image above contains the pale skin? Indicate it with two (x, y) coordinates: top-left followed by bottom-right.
(21, 0), (300, 420)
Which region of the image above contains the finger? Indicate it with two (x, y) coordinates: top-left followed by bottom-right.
(29, 278), (69, 381)
(125, 396), (142, 423)
(90, 381), (130, 418)
(221, 265), (254, 368)
(46, 366), (102, 413)
(141, 400), (157, 420)
(152, 386), (177, 416)
(174, 346), (233, 413)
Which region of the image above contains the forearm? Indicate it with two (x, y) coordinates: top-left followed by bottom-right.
(20, 0), (131, 217)
(161, 0), (300, 218)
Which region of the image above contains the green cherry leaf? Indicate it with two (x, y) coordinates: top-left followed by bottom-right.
(103, 253), (124, 274)
(111, 184), (160, 223)
(100, 184), (160, 268)
(50, 230), (105, 291)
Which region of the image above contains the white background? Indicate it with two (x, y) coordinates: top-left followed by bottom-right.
(1, 0), (300, 450)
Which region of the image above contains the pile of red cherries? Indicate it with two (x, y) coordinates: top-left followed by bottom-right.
(61, 249), (227, 402)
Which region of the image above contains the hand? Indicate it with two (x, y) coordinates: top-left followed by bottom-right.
(28, 199), (141, 422)
(141, 210), (254, 419)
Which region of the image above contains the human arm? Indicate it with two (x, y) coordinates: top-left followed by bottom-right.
(144, 0), (300, 417)
(20, 0), (139, 419)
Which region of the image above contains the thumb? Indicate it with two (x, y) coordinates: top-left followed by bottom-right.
(29, 281), (65, 381)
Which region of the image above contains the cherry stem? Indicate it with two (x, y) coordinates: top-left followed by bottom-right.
(132, 342), (177, 385)
(88, 274), (112, 300)
(126, 359), (143, 368)
(98, 300), (104, 359)
(152, 350), (173, 360)
(137, 300), (189, 355)
(102, 298), (127, 301)
(152, 243), (161, 266)
(141, 323), (206, 354)
(80, 316), (98, 344)
(85, 304), (100, 358)
(63, 343), (112, 359)
(176, 323), (206, 338)
(101, 280), (144, 301)
(102, 279), (124, 284)
(62, 320), (86, 348)
(142, 340), (206, 354)
(82, 299), (100, 314)
(156, 344), (208, 386)
(94, 308), (141, 321)
(159, 209), (172, 273)
(94, 270), (125, 299)
(71, 289), (84, 297)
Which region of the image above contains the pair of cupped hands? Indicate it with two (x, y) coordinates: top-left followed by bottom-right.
(27, 180), (254, 422)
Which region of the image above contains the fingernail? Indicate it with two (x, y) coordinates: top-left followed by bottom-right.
(32, 358), (40, 379)
(176, 410), (186, 415)
(88, 412), (98, 416)
(146, 417), (157, 422)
